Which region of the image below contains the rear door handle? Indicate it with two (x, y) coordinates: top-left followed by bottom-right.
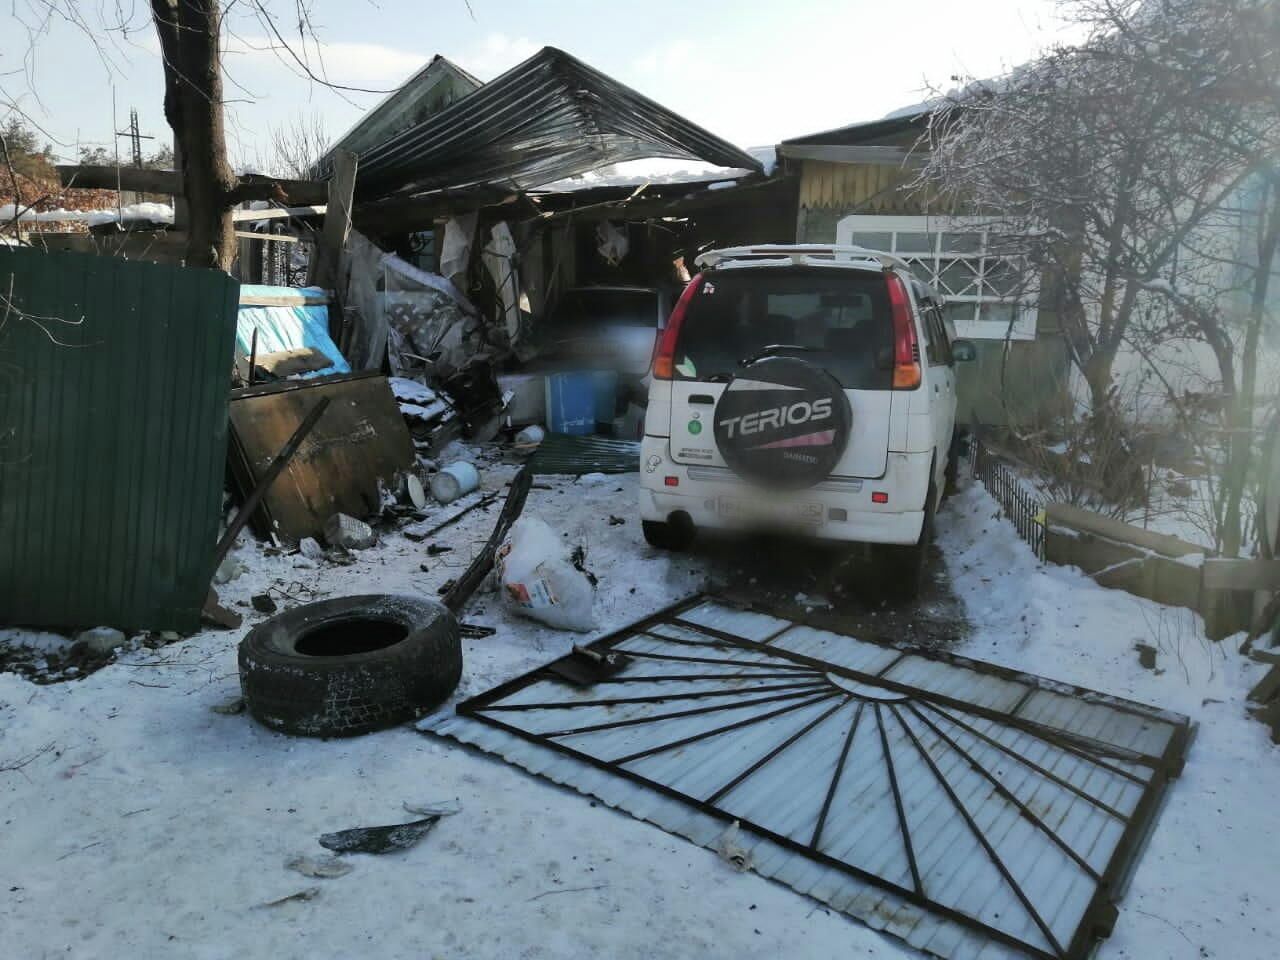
(689, 394), (715, 405)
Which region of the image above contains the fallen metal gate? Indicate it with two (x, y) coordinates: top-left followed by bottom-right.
(425, 596), (1191, 960)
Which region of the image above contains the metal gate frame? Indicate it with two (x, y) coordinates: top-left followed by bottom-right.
(450, 595), (1192, 960)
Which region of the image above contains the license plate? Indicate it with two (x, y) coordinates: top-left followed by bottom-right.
(717, 496), (824, 525)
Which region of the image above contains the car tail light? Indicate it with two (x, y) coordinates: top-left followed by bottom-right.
(664, 476), (679, 487)
(872, 491), (889, 504)
(886, 273), (921, 390)
(652, 274), (704, 380)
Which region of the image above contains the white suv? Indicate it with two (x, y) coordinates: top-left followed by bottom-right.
(638, 245), (975, 599)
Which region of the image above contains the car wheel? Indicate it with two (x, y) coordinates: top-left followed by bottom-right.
(942, 432), (963, 500)
(642, 518), (695, 552)
(878, 481), (936, 604)
(239, 594), (461, 738)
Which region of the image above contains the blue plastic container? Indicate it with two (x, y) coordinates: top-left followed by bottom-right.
(544, 372), (596, 435)
(591, 370), (618, 427)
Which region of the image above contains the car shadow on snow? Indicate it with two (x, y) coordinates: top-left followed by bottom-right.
(684, 531), (968, 651)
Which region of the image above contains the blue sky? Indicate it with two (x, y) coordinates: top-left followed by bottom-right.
(1, 0), (1079, 170)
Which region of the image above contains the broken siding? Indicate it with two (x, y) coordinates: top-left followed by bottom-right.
(0, 248), (238, 631)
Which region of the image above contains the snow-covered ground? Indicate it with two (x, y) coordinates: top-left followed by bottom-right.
(1, 474), (1277, 959)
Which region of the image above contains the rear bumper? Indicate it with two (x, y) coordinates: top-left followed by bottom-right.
(639, 436), (927, 545)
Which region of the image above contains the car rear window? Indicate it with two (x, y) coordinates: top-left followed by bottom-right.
(550, 289), (658, 329)
(671, 267), (892, 389)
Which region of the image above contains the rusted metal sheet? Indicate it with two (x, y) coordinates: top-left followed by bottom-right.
(227, 372), (414, 543)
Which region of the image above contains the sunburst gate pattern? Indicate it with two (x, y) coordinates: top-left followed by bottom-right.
(427, 597), (1191, 960)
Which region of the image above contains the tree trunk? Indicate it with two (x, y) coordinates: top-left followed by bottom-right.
(151, 0), (237, 271)
(1221, 177), (1280, 556)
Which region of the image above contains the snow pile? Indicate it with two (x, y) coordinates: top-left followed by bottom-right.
(937, 483), (1278, 960)
(0, 201), (175, 225)
(535, 157), (759, 192)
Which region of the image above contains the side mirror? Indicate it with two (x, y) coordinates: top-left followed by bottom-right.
(951, 339), (977, 362)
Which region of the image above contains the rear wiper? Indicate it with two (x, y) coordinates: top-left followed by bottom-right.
(739, 343), (822, 366)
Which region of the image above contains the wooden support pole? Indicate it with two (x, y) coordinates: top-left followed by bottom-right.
(311, 149), (357, 341)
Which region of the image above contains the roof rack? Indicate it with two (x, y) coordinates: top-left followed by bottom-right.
(694, 244), (913, 274)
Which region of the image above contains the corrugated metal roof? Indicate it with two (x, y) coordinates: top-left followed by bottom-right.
(424, 596), (1191, 960)
(356, 47), (762, 200)
(313, 55), (482, 179)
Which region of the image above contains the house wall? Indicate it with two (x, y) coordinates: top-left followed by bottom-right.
(794, 156), (1070, 427)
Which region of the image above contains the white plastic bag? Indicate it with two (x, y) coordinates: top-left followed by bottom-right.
(496, 517), (597, 632)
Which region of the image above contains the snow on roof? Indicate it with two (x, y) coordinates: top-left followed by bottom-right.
(531, 146), (775, 194)
(0, 201), (174, 225)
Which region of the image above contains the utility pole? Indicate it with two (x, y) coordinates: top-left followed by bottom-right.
(114, 108), (156, 206)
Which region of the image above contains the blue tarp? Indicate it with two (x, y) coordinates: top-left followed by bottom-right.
(236, 285), (350, 378)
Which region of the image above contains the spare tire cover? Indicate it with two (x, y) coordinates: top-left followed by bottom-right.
(713, 356), (853, 489)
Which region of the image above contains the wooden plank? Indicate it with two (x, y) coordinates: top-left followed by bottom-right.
(309, 148), (357, 294)
(232, 205), (327, 223)
(234, 230), (300, 243)
(238, 292), (331, 307)
(1045, 502), (1205, 558)
(226, 375), (414, 543)
(58, 164), (182, 194)
(1044, 527), (1202, 613)
(230, 370), (376, 401)
(1202, 558), (1280, 591)
(56, 165), (329, 205)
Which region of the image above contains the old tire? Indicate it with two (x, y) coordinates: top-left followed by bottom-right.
(643, 517), (695, 551)
(239, 594), (461, 738)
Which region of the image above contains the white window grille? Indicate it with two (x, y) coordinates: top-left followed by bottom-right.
(835, 215), (1037, 341)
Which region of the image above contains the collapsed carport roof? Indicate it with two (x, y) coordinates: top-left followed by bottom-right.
(354, 46), (762, 201)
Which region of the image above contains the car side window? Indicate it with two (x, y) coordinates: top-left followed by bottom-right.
(930, 305), (953, 366)
(920, 301), (948, 366)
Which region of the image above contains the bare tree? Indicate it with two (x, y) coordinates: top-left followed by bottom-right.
(3, 2), (396, 270)
(916, 0), (1278, 526)
(266, 111), (331, 180)
(921, 49), (1254, 422)
(1075, 0), (1280, 554)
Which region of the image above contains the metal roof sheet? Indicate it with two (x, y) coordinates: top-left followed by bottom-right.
(355, 47), (762, 200)
(424, 596), (1191, 960)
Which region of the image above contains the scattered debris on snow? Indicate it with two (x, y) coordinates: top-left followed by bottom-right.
(285, 854), (353, 879)
(319, 817), (443, 855)
(323, 513), (377, 550)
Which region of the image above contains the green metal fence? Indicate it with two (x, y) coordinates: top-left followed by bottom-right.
(0, 248), (239, 632)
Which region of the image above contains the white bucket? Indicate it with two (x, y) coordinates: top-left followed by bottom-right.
(430, 461), (479, 504)
(515, 424), (545, 445)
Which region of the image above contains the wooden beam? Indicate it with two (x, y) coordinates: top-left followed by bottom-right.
(239, 291), (330, 307)
(1045, 502), (1205, 559)
(58, 164), (181, 194)
(232, 205), (326, 223)
(234, 230), (300, 243)
(1202, 558), (1280, 592)
(310, 148), (357, 293)
(57, 165), (329, 205)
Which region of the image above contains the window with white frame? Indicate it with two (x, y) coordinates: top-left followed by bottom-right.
(835, 215), (1037, 341)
